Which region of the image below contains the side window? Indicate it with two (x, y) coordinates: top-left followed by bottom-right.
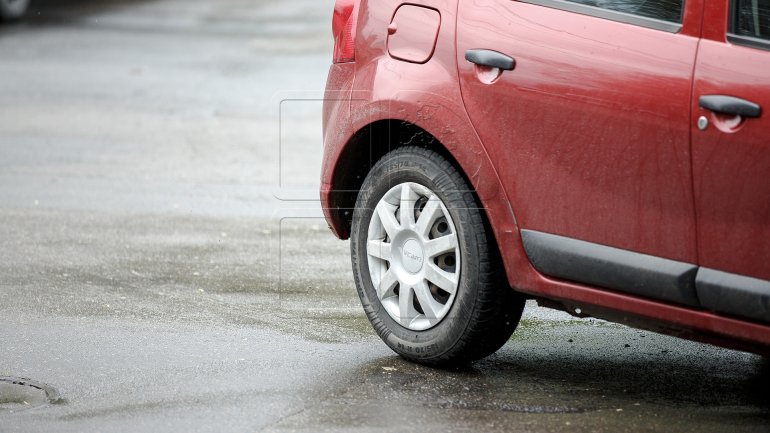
(732, 0), (770, 42)
(565, 0), (684, 23)
(519, 0), (685, 32)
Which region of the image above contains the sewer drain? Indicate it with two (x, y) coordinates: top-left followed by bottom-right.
(0, 377), (62, 412)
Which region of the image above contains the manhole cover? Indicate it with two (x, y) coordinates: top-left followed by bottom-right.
(0, 377), (61, 412)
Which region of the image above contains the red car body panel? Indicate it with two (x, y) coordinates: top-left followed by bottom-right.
(321, 0), (770, 353)
(322, 0), (523, 265)
(321, 63), (355, 229)
(457, 0), (699, 264)
(693, 2), (770, 282)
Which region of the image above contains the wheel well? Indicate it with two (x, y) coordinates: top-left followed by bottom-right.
(328, 120), (475, 239)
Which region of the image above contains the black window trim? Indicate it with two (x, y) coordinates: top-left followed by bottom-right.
(728, 33), (770, 50)
(727, 0), (770, 51)
(517, 0), (683, 33)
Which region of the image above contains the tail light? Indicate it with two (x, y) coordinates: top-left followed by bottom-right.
(332, 0), (358, 63)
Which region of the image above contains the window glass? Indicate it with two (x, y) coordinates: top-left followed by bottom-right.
(564, 0), (683, 23)
(733, 0), (770, 41)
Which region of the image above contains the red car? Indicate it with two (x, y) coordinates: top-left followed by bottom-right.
(321, 0), (770, 365)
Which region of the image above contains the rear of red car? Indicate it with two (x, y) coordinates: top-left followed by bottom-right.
(321, 0), (770, 365)
(321, 0), (358, 238)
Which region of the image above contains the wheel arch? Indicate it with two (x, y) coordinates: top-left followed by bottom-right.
(324, 116), (536, 292)
(326, 119), (466, 239)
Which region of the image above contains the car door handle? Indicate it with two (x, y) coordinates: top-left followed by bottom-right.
(699, 95), (762, 118)
(465, 49), (516, 71)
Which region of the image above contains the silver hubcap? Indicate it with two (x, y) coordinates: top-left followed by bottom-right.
(367, 182), (460, 331)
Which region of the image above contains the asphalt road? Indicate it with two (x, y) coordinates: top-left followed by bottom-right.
(0, 1), (768, 432)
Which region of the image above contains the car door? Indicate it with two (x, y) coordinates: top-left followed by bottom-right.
(456, 0), (703, 305)
(691, 0), (770, 323)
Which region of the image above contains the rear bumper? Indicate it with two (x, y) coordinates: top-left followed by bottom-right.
(320, 62), (356, 238)
(319, 181), (341, 237)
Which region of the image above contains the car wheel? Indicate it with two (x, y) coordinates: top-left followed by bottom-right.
(0, 0), (29, 20)
(351, 146), (525, 365)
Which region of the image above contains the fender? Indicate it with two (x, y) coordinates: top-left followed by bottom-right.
(321, 0), (544, 291)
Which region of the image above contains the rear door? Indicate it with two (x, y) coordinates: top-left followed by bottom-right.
(456, 0), (703, 304)
(691, 0), (770, 322)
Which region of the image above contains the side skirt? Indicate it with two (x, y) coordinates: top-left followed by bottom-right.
(520, 230), (700, 307)
(520, 229), (770, 325)
(696, 268), (770, 324)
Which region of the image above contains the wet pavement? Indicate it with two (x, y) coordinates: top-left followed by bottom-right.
(0, 1), (768, 432)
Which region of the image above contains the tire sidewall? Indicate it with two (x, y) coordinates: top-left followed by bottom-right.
(351, 150), (484, 361)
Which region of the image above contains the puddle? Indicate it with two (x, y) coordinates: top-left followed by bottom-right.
(0, 377), (62, 413)
(428, 399), (586, 413)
